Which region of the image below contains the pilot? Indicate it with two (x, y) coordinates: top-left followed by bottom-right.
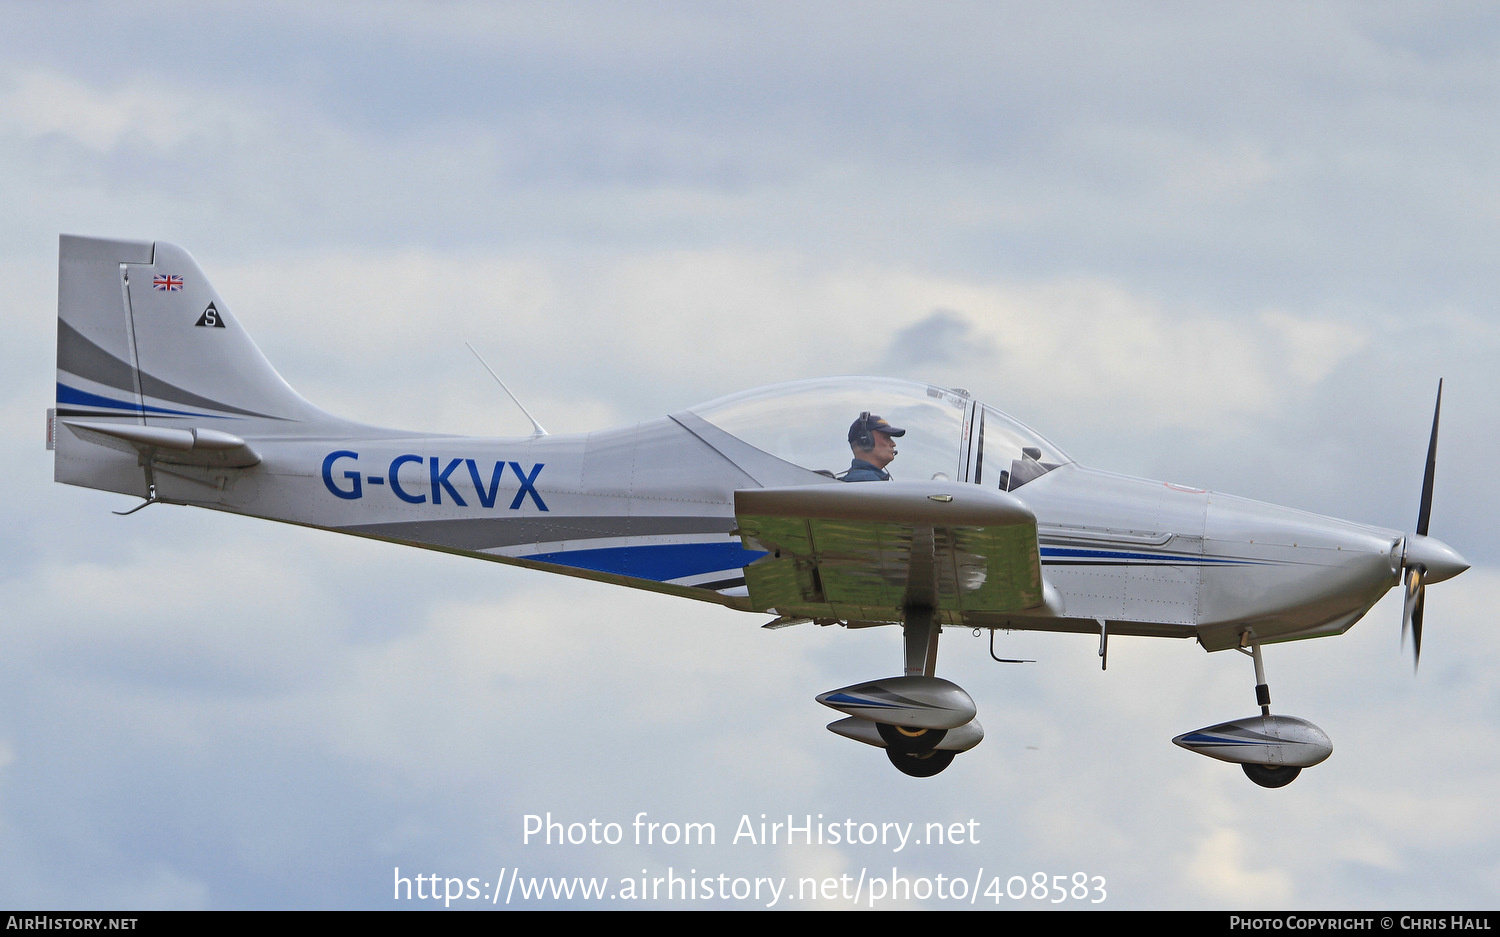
(842, 412), (905, 482)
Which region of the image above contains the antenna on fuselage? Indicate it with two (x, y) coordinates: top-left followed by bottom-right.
(464, 341), (549, 437)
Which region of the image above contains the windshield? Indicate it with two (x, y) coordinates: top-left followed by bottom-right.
(689, 377), (1070, 489)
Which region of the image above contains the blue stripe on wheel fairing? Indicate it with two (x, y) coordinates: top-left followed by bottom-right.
(1176, 732), (1261, 746)
(524, 542), (768, 582)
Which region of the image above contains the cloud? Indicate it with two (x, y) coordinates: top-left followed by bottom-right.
(0, 70), (206, 153)
(1185, 828), (1294, 906)
(879, 309), (997, 370)
(194, 245), (1386, 442)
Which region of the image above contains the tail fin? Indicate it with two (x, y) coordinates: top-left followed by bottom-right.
(54, 235), (334, 498)
(56, 235), (325, 425)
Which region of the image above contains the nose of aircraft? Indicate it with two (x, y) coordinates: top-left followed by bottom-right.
(1403, 534), (1469, 583)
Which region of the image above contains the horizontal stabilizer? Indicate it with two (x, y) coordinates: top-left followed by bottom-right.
(60, 419), (260, 468)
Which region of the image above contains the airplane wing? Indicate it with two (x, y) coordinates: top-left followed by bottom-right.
(734, 481), (1043, 623)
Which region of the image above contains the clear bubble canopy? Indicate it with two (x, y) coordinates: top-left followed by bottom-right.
(689, 377), (1070, 490)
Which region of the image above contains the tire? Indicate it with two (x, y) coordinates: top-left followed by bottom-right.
(886, 748), (957, 778)
(1242, 763), (1301, 788)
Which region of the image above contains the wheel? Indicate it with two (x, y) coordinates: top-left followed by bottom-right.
(1242, 763), (1302, 788)
(886, 747), (957, 778)
(877, 722), (948, 754)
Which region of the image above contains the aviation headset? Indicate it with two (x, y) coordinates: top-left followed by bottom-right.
(853, 411), (876, 452)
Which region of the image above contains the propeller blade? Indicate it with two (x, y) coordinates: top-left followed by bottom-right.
(1402, 380), (1443, 672)
(1402, 567), (1416, 647)
(1412, 579), (1425, 669)
(1402, 565), (1425, 671)
(1417, 379), (1442, 537)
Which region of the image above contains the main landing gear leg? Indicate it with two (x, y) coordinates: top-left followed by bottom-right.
(1245, 634), (1271, 717)
(881, 606), (951, 759)
(904, 605), (939, 678)
(1237, 634), (1301, 789)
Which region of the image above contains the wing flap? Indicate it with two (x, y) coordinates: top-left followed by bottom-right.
(735, 481), (1042, 622)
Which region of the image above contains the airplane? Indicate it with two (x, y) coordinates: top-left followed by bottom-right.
(47, 234), (1470, 784)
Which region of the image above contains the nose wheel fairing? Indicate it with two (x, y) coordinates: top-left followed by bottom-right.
(1172, 715), (1333, 769)
(1174, 635), (1333, 787)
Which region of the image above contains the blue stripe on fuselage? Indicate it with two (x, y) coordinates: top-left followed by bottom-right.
(524, 542), (767, 582)
(1040, 546), (1260, 565)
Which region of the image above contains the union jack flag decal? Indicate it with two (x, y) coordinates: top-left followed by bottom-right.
(153, 274), (184, 291)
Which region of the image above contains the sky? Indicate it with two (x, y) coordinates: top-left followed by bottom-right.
(1, 1), (1497, 910)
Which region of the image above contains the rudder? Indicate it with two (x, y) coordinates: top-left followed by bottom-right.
(56, 235), (325, 425)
